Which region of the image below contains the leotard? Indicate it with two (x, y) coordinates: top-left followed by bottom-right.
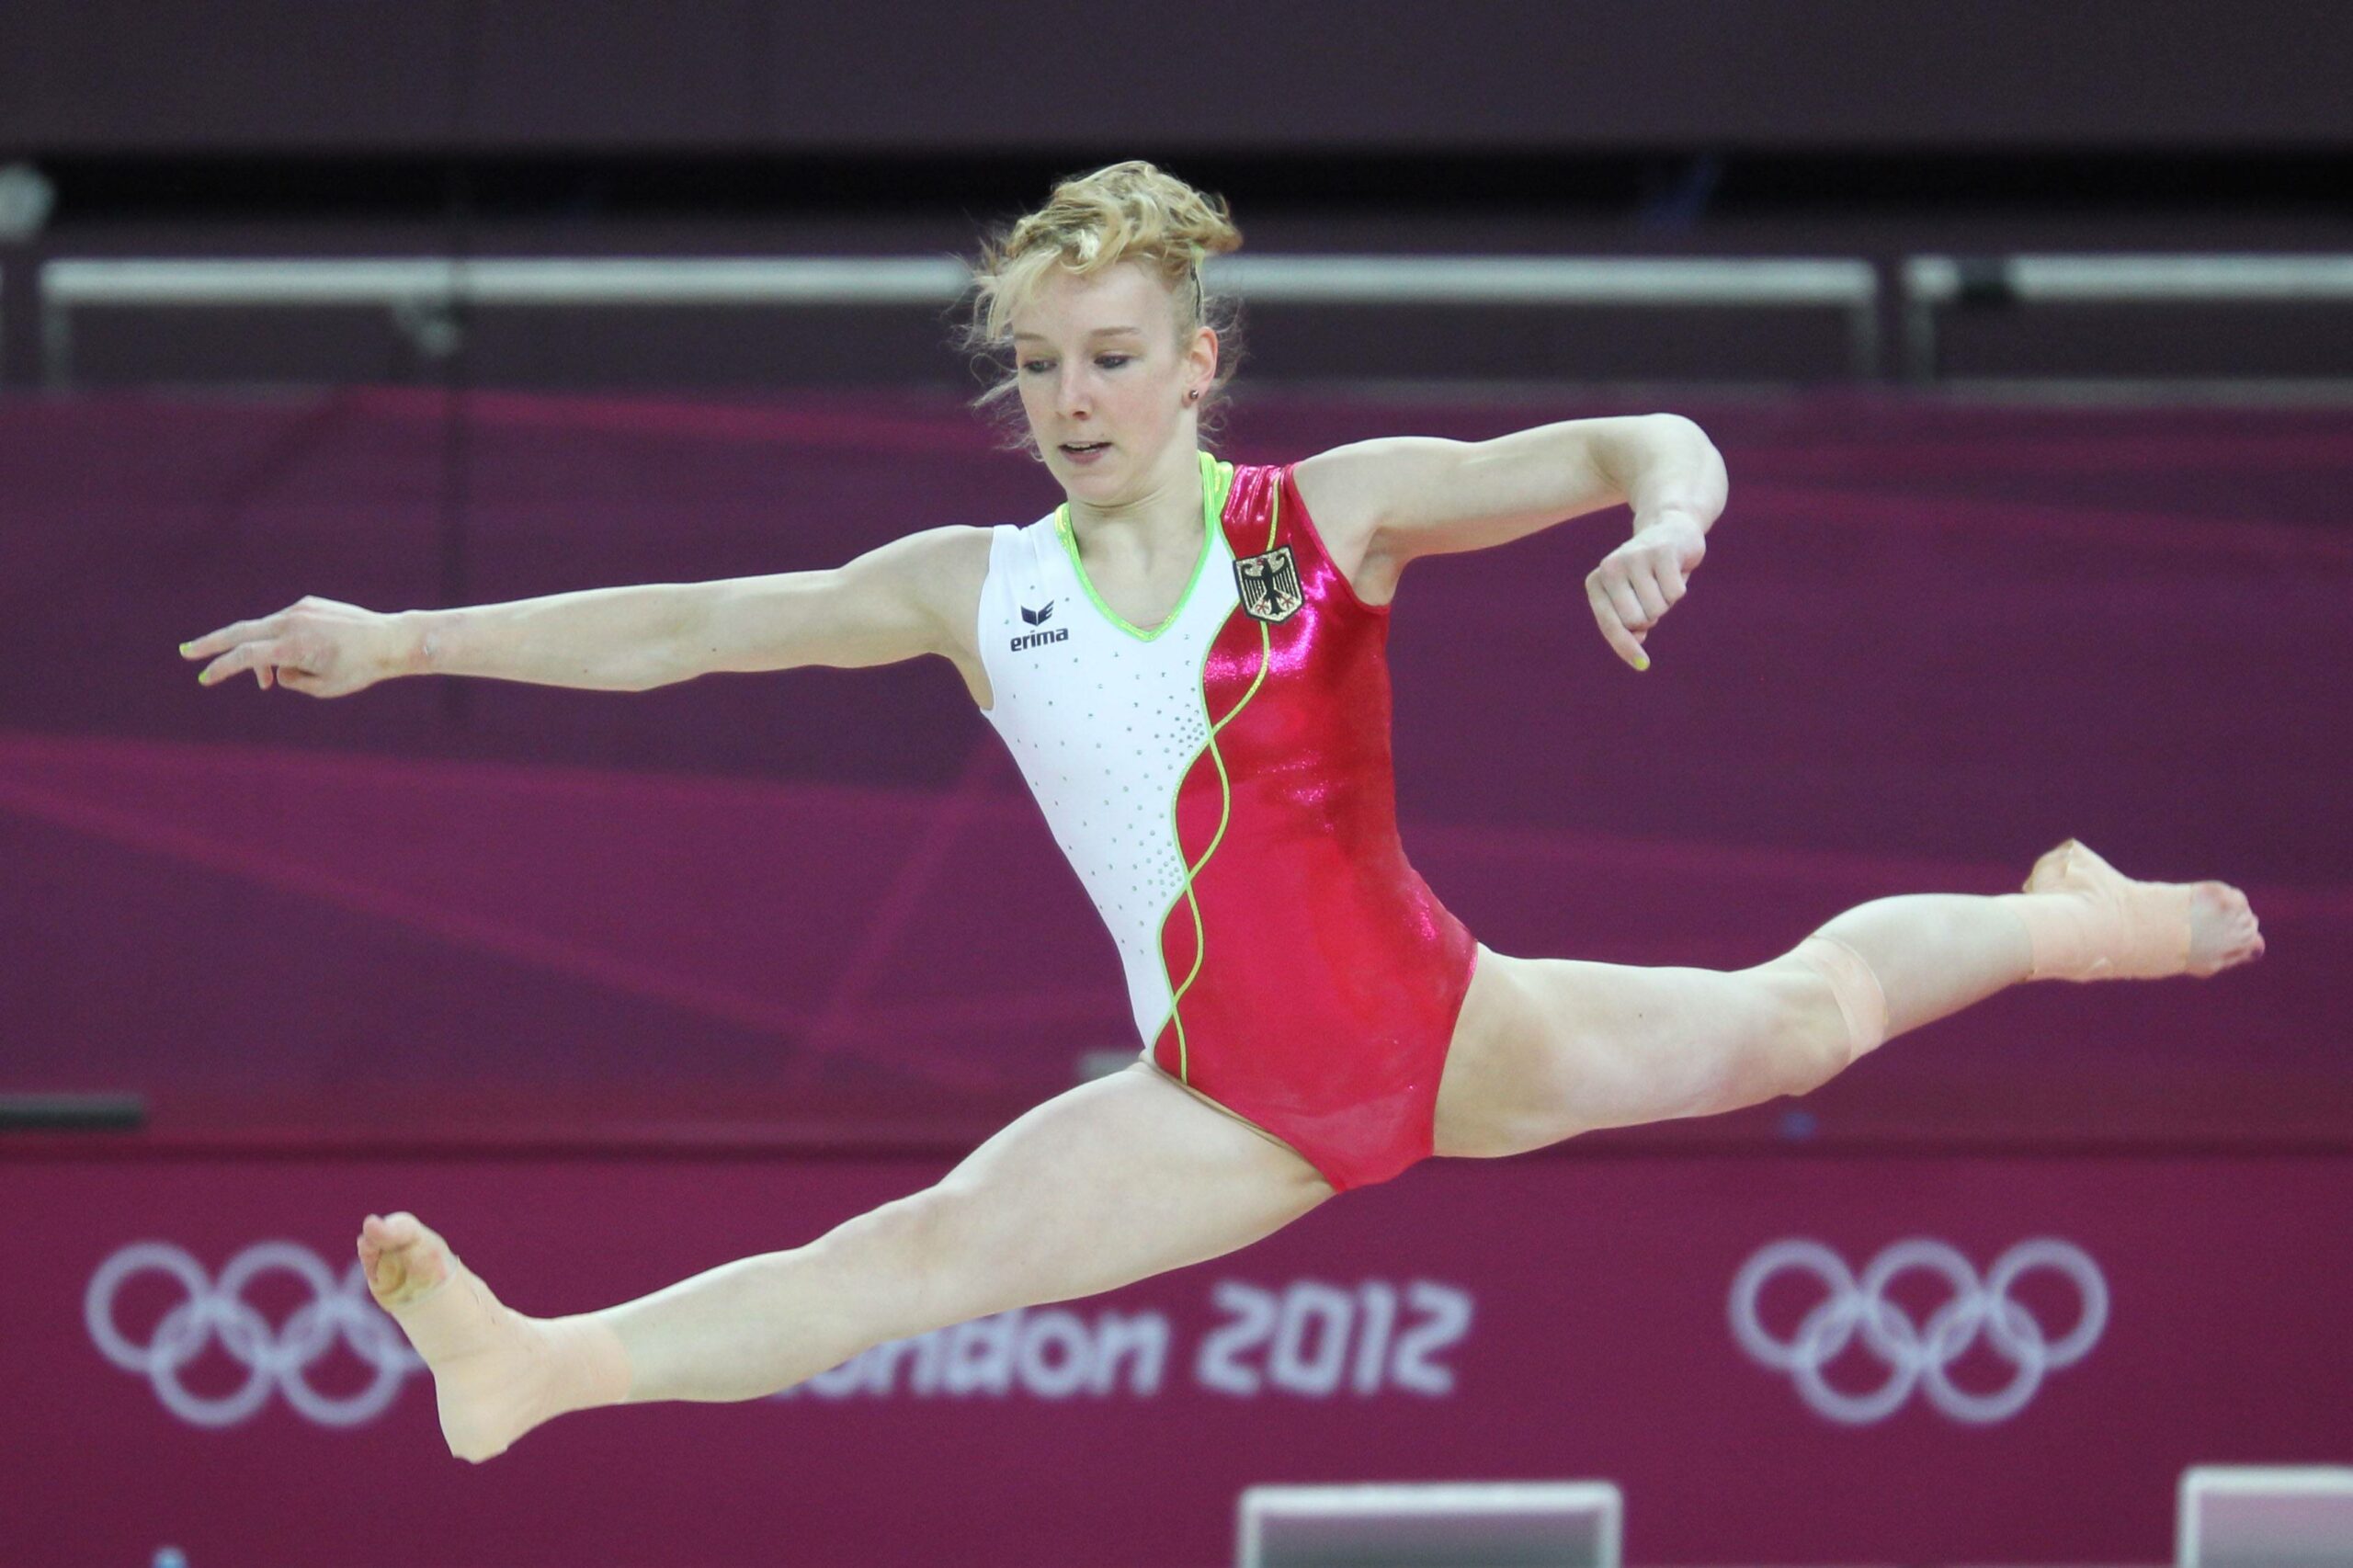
(976, 453), (1479, 1190)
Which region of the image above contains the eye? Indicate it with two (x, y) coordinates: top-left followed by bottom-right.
(1019, 358), (1052, 375)
(1096, 354), (1132, 369)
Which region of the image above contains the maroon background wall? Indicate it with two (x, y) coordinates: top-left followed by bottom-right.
(4, 388), (2347, 1148)
(4, 0), (2349, 153)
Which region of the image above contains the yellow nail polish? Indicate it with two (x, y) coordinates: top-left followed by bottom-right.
(1635, 654), (1651, 672)
(178, 642), (192, 655)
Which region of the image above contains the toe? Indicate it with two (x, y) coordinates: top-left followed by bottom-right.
(2026, 839), (2085, 892)
(2197, 880), (2245, 909)
(362, 1249), (406, 1301)
(359, 1211), (455, 1305)
(381, 1211), (449, 1262)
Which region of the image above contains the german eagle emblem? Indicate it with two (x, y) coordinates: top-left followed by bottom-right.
(1233, 546), (1303, 624)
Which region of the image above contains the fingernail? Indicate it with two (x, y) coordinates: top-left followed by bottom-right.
(177, 642), (191, 655)
(1634, 654), (1651, 672)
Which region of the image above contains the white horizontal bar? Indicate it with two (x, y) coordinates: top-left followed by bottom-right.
(42, 256), (973, 307)
(1214, 255), (1874, 305)
(1907, 254), (2353, 304)
(2016, 255), (2353, 301)
(43, 254), (1875, 311)
(1904, 256), (1965, 301)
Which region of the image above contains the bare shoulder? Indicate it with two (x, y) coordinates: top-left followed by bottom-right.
(1292, 438), (1461, 607)
(878, 523), (995, 668)
(883, 523), (992, 609)
(801, 522), (997, 703)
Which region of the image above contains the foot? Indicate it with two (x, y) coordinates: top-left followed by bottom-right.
(358, 1212), (628, 1462)
(2020, 839), (2265, 979)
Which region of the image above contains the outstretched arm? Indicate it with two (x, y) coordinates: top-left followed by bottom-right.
(1295, 414), (1725, 670)
(179, 525), (991, 697)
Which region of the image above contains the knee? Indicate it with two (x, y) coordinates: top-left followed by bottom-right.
(1740, 934), (1894, 1102)
(1743, 964), (1855, 1101)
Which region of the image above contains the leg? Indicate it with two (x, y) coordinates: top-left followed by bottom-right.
(1812, 838), (2264, 1036)
(1434, 949), (1840, 1155)
(360, 1062), (1330, 1460)
(1435, 840), (2263, 1157)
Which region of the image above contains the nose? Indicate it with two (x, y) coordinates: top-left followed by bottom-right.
(1056, 363), (1094, 419)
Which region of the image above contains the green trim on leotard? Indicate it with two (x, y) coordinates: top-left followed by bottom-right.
(1158, 472), (1281, 1081)
(1055, 452), (1231, 642)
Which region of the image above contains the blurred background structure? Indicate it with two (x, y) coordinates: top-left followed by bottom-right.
(3, 4), (2348, 1565)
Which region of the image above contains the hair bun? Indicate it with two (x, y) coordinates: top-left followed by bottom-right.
(970, 161), (1241, 347)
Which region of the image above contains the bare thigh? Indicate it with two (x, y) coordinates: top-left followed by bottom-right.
(875, 1060), (1335, 1334)
(600, 1060), (1334, 1403)
(1431, 944), (1829, 1159)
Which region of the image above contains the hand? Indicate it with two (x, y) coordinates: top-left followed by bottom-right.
(181, 596), (411, 698)
(1585, 514), (1705, 671)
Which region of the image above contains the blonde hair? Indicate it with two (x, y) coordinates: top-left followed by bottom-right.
(962, 160), (1245, 440)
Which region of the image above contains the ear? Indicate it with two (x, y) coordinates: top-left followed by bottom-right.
(1186, 325), (1219, 403)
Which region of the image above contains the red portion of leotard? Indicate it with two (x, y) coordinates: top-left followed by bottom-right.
(1151, 462), (1478, 1190)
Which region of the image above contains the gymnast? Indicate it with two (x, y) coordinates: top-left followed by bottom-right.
(179, 161), (2263, 1462)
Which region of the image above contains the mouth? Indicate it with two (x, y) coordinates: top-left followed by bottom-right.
(1059, 440), (1110, 459)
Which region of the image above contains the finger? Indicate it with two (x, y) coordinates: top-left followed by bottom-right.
(199, 640), (290, 687)
(181, 615), (283, 662)
(180, 627), (245, 661)
(1659, 556), (1688, 604)
(1606, 578), (1650, 635)
(1630, 563), (1671, 625)
(1587, 580), (1649, 669)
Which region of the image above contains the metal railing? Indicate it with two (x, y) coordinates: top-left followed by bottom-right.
(31, 250), (2353, 386)
(35, 253), (1881, 386)
(1900, 253), (2353, 381)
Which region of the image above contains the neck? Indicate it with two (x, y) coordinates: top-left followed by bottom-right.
(1064, 445), (1204, 560)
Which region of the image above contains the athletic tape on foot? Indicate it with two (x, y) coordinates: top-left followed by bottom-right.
(387, 1270), (631, 1462)
(1995, 885), (2193, 982)
(1792, 935), (1890, 1060)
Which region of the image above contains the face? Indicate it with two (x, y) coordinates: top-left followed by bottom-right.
(1008, 261), (1217, 502)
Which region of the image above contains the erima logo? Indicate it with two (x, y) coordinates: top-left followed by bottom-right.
(1011, 600), (1068, 652)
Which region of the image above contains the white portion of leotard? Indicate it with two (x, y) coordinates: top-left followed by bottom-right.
(976, 456), (1240, 1044)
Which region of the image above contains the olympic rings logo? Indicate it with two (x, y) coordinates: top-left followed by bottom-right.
(85, 1242), (423, 1428)
(1728, 1237), (2108, 1426)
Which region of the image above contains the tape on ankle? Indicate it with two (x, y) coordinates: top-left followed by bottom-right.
(1793, 935), (1890, 1060)
(546, 1313), (635, 1409)
(388, 1275), (632, 1462)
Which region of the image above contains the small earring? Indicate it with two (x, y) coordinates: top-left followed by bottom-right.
(1187, 389), (1201, 403)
